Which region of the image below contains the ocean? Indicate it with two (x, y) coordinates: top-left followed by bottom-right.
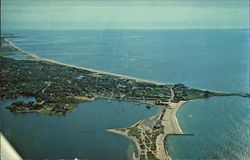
(1, 29), (249, 159)
(167, 96), (250, 160)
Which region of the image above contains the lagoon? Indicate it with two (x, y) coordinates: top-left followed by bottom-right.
(1, 29), (249, 159)
(0, 97), (157, 159)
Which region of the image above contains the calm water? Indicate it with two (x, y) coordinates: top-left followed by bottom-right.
(1, 29), (249, 159)
(0, 97), (157, 159)
(167, 96), (250, 160)
(3, 29), (249, 93)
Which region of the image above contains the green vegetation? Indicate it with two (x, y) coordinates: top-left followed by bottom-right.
(149, 143), (156, 151)
(147, 151), (158, 160)
(1, 56), (249, 115)
(128, 127), (141, 138)
(140, 154), (146, 160)
(1, 36), (249, 115)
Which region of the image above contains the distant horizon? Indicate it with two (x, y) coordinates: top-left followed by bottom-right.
(2, 0), (249, 30)
(1, 28), (250, 32)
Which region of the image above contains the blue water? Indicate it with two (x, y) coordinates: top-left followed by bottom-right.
(0, 97), (157, 159)
(1, 29), (249, 159)
(3, 29), (249, 93)
(167, 96), (250, 160)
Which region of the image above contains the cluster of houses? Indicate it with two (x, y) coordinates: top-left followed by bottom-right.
(74, 72), (173, 105)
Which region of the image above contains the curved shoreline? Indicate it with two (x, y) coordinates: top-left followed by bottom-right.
(107, 121), (142, 160)
(4, 38), (167, 87)
(4, 38), (40, 60)
(3, 36), (248, 160)
(160, 101), (188, 160)
(172, 101), (188, 134)
(2, 38), (191, 160)
(4, 37), (250, 96)
(107, 101), (188, 160)
(3, 37), (186, 159)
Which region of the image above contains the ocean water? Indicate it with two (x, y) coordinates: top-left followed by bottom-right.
(0, 97), (157, 159)
(3, 29), (249, 93)
(167, 96), (250, 160)
(1, 29), (249, 159)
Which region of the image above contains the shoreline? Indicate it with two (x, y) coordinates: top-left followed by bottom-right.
(107, 101), (188, 160)
(3, 37), (167, 87)
(1, 39), (190, 159)
(158, 101), (188, 160)
(40, 58), (167, 86)
(3, 37), (250, 96)
(107, 128), (141, 160)
(2, 35), (249, 160)
(107, 120), (142, 160)
(171, 101), (188, 134)
(4, 38), (40, 60)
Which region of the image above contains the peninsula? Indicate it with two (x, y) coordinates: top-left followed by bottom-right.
(1, 35), (249, 160)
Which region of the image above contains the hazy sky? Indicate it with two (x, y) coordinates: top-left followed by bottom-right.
(1, 0), (249, 30)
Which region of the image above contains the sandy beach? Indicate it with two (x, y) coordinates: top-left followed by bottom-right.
(161, 101), (187, 160)
(4, 39), (40, 60)
(107, 101), (188, 160)
(4, 37), (188, 160)
(156, 101), (187, 160)
(40, 58), (167, 86)
(107, 129), (141, 160)
(165, 101), (187, 134)
(4, 38), (167, 87)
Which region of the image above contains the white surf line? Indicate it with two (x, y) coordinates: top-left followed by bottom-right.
(4, 37), (168, 86)
(173, 101), (187, 134)
(40, 58), (167, 86)
(4, 38), (39, 59)
(175, 115), (183, 134)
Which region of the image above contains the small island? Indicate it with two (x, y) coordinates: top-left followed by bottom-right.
(1, 35), (249, 160)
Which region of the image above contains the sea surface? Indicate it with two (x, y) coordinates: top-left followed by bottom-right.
(1, 29), (249, 159)
(167, 96), (250, 160)
(0, 97), (157, 159)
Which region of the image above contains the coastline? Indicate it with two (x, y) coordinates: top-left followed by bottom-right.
(107, 101), (188, 160)
(107, 120), (143, 160)
(3, 37), (167, 87)
(2, 35), (249, 160)
(1, 38), (191, 159)
(40, 58), (167, 86)
(171, 101), (188, 134)
(158, 101), (188, 160)
(1, 38), (183, 159)
(107, 129), (140, 160)
(4, 37), (250, 97)
(4, 38), (40, 60)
